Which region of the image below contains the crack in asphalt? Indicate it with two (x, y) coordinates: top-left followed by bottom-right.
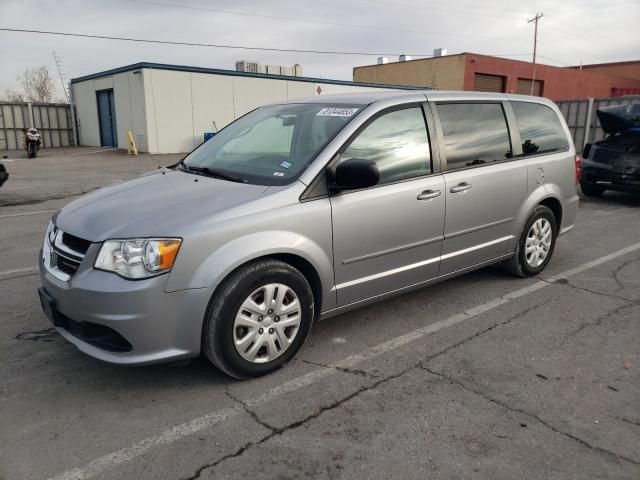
(556, 302), (637, 349)
(420, 365), (640, 467)
(617, 417), (640, 427)
(182, 365), (422, 480)
(224, 388), (277, 433)
(540, 277), (636, 303)
(180, 301), (550, 479)
(301, 359), (379, 378)
(611, 258), (639, 292)
(15, 327), (57, 342)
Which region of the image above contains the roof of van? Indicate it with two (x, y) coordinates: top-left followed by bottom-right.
(285, 90), (554, 106)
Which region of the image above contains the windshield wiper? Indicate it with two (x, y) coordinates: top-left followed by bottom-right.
(180, 164), (247, 183)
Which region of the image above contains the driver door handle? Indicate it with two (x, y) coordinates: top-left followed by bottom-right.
(450, 182), (472, 193)
(417, 189), (441, 201)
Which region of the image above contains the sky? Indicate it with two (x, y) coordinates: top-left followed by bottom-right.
(1, 0), (639, 101)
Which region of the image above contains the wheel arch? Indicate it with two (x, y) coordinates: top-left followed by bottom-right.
(513, 184), (565, 242)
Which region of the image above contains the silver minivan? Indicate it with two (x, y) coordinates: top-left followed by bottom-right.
(39, 91), (579, 378)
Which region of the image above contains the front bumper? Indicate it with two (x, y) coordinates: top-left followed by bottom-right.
(39, 254), (213, 366)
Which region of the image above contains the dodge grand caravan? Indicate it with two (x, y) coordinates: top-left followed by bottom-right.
(39, 91), (579, 378)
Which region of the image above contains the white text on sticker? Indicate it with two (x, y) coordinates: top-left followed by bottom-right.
(317, 108), (359, 117)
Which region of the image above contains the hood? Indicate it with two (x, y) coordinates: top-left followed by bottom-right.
(597, 103), (640, 135)
(55, 169), (269, 241)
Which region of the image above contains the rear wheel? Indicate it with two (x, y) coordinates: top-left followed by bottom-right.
(580, 180), (605, 197)
(503, 205), (557, 277)
(27, 143), (36, 158)
(202, 259), (314, 379)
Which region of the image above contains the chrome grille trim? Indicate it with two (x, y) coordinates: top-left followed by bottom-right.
(43, 228), (90, 281)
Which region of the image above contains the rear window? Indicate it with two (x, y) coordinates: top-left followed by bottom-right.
(512, 102), (569, 155)
(437, 103), (512, 171)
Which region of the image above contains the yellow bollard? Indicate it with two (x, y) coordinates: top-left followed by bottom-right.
(127, 130), (138, 155)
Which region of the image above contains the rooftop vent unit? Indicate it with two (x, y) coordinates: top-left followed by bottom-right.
(378, 57), (389, 64)
(398, 55), (412, 62)
(433, 48), (447, 57)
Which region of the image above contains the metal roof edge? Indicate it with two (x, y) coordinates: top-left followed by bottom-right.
(70, 62), (427, 90)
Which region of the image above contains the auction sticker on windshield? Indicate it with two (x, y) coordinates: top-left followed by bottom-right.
(317, 107), (359, 117)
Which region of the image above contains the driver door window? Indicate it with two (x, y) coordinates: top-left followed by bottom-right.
(341, 107), (431, 185)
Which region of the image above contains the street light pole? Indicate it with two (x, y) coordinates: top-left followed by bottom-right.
(528, 12), (543, 96)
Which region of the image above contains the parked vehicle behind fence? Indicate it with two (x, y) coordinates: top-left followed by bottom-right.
(38, 91), (579, 378)
(580, 103), (640, 196)
(0, 162), (8, 188)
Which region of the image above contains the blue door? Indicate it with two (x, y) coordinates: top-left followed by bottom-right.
(97, 90), (117, 147)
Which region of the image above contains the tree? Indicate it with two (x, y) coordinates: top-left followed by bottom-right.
(4, 89), (25, 102)
(11, 66), (57, 103)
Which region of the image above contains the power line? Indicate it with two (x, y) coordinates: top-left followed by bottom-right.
(0, 27), (528, 59)
(0, 27), (435, 57)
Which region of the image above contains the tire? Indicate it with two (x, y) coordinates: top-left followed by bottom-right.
(580, 181), (605, 197)
(503, 205), (558, 278)
(202, 259), (314, 379)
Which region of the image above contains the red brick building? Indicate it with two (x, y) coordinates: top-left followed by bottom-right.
(353, 53), (640, 100)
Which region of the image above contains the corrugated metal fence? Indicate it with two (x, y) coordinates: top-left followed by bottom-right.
(556, 95), (640, 153)
(0, 101), (74, 150)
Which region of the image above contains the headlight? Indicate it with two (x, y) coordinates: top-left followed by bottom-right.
(95, 238), (181, 279)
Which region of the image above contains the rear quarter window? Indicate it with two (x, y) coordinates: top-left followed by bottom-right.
(512, 102), (570, 155)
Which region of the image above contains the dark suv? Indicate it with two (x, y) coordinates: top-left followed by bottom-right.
(580, 103), (640, 196)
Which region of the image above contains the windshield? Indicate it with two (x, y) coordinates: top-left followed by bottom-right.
(181, 103), (362, 185)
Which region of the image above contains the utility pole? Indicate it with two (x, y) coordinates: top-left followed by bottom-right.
(52, 51), (70, 103)
(527, 12), (543, 96)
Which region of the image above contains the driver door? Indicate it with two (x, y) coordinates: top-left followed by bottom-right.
(330, 105), (446, 306)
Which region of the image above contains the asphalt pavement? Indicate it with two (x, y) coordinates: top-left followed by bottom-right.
(1, 147), (638, 480)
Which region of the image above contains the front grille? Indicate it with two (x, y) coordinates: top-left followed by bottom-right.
(45, 229), (91, 280)
(62, 232), (91, 255)
(56, 254), (81, 276)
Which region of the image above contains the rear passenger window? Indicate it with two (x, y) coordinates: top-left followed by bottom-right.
(341, 106), (431, 184)
(512, 102), (569, 155)
(437, 103), (512, 171)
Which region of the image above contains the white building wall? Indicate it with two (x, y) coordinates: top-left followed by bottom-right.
(74, 66), (401, 154)
(72, 71), (147, 151)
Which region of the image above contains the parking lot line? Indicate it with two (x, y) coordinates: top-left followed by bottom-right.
(0, 266), (38, 277)
(46, 241), (640, 480)
(0, 209), (56, 219)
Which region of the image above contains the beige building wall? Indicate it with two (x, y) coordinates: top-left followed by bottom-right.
(353, 55), (467, 90)
(72, 71), (148, 151)
(142, 69), (401, 153)
(74, 66), (404, 154)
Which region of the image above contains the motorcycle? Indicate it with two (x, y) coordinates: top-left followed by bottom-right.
(23, 128), (41, 158)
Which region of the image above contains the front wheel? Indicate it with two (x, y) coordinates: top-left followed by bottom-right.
(503, 205), (558, 277)
(202, 259), (314, 379)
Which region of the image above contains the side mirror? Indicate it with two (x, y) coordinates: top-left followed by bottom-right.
(330, 158), (379, 191)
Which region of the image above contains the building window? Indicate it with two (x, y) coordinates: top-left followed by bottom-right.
(473, 73), (506, 93)
(516, 78), (544, 96)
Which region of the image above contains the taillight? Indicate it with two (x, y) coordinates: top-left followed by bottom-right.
(574, 154), (582, 184)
